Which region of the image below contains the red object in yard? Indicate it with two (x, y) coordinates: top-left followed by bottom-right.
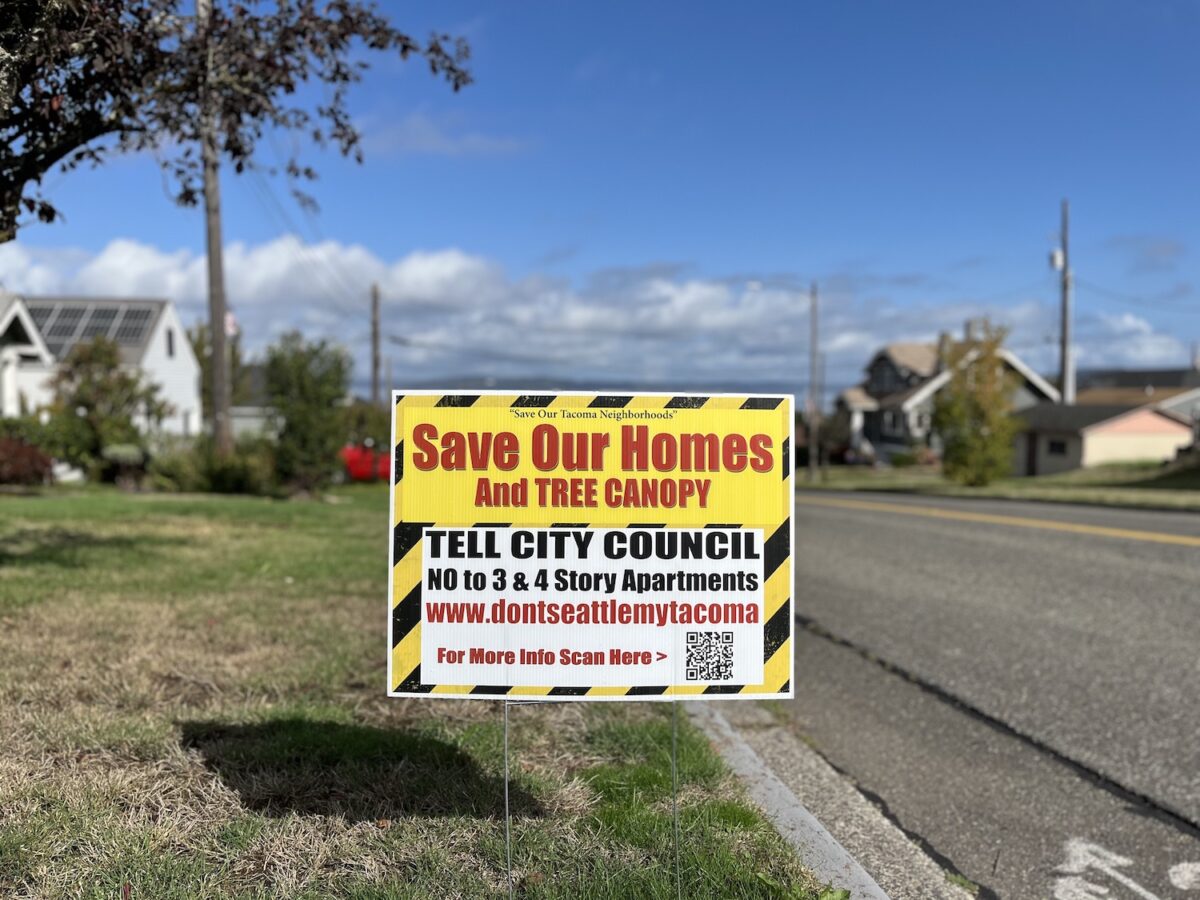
(339, 444), (392, 482)
(340, 444), (375, 482)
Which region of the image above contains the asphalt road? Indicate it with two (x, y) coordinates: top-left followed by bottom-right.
(786, 491), (1200, 899)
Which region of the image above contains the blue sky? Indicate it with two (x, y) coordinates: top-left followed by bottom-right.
(3, 0), (1198, 397)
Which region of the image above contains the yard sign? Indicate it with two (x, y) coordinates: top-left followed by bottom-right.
(387, 391), (794, 701)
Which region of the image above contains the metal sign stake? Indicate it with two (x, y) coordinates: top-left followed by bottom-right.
(504, 698), (514, 900)
(672, 698), (682, 900)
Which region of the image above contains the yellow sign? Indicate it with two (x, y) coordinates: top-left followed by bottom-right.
(388, 391), (794, 701)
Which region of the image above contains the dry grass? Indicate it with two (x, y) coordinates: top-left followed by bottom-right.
(0, 487), (822, 899)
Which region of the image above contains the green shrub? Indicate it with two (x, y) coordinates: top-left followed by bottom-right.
(205, 439), (277, 495)
(0, 416), (52, 449)
(147, 437), (278, 495)
(148, 443), (207, 492)
(890, 450), (918, 468)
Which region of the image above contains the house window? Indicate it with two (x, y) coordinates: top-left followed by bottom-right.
(166, 328), (175, 358)
(1048, 439), (1067, 456)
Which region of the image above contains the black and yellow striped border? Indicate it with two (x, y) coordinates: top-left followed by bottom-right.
(387, 391), (794, 701)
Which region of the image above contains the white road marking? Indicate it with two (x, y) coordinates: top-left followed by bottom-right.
(1057, 839), (1161, 900)
(1170, 861), (1200, 890)
(1053, 875), (1112, 899)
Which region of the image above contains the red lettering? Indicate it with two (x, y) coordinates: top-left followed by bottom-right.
(722, 433), (748, 472)
(409, 426), (521, 471)
(411, 423), (439, 471)
(622, 425), (649, 470)
(494, 432), (519, 470)
(749, 433), (774, 472)
(532, 424), (558, 470)
(651, 433), (677, 471)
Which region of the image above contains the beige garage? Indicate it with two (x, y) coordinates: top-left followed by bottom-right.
(1013, 403), (1195, 477)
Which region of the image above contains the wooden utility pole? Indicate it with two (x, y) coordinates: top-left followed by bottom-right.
(1057, 199), (1075, 405)
(371, 282), (382, 406)
(198, 0), (233, 456)
(808, 282), (820, 483)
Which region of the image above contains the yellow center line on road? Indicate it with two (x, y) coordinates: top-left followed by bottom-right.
(795, 493), (1200, 549)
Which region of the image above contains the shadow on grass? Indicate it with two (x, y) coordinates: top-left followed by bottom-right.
(0, 528), (183, 568)
(181, 718), (541, 821)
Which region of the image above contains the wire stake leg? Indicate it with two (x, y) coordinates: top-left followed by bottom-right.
(504, 699), (514, 900)
(672, 699), (682, 900)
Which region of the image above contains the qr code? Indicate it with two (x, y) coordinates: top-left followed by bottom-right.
(685, 631), (734, 681)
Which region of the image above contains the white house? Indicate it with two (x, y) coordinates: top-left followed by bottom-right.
(0, 294), (202, 436)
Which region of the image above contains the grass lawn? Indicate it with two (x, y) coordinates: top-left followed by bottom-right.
(802, 460), (1200, 511)
(0, 486), (825, 899)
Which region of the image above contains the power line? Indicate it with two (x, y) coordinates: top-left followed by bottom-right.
(263, 135), (369, 303)
(243, 172), (360, 314)
(1075, 278), (1200, 315)
(957, 276), (1056, 306)
(388, 333), (576, 366)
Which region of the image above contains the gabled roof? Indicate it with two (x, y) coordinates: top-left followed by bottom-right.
(18, 296), (167, 364)
(1017, 403), (1187, 433)
(1078, 367), (1200, 390)
(0, 294), (55, 364)
(860, 339), (1060, 410)
(882, 346), (1061, 412)
(875, 342), (939, 378)
(1076, 386), (1192, 406)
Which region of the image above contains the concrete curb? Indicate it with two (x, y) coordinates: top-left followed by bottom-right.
(688, 702), (889, 899)
(688, 702), (973, 900)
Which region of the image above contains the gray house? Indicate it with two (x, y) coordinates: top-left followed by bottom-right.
(836, 327), (1060, 459)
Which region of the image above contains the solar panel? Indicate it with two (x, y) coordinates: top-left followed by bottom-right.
(114, 308), (154, 344)
(79, 307), (119, 339)
(19, 298), (163, 360)
(26, 304), (56, 330)
(47, 307), (85, 339)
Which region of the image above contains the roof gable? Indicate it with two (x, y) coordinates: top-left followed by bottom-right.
(0, 297), (55, 364)
(884, 345), (1060, 411)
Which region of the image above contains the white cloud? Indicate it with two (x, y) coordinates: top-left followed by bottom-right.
(1075, 311), (1187, 368)
(361, 112), (526, 158)
(1, 237), (1192, 399)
